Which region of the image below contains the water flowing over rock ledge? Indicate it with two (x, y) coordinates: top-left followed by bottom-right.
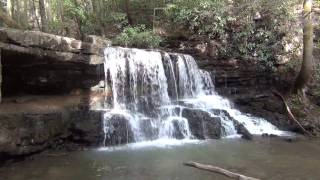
(0, 28), (308, 163)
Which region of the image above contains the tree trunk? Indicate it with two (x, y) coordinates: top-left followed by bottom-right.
(46, 0), (52, 23)
(72, 0), (84, 39)
(22, 0), (29, 27)
(10, 0), (15, 18)
(0, 48), (2, 103)
(32, 0), (41, 30)
(58, 0), (64, 21)
(39, 0), (48, 32)
(294, 0), (314, 94)
(7, 0), (12, 16)
(125, 0), (133, 25)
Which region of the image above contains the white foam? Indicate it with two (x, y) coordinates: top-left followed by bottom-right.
(182, 95), (293, 136)
(98, 138), (202, 151)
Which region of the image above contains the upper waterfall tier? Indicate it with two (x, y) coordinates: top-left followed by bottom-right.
(102, 47), (289, 146)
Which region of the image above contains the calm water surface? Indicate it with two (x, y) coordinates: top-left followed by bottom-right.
(1, 138), (320, 180)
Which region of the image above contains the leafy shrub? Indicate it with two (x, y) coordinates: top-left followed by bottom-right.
(165, 0), (228, 39)
(114, 25), (162, 48)
(164, 0), (300, 71)
(104, 12), (128, 30)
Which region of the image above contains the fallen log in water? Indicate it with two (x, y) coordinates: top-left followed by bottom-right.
(184, 161), (260, 180)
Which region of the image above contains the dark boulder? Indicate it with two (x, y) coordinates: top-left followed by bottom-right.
(0, 112), (69, 156)
(139, 118), (158, 140)
(211, 108), (253, 140)
(181, 108), (222, 139)
(171, 119), (187, 139)
(0, 108), (106, 159)
(68, 110), (104, 146)
(235, 123), (253, 140)
(103, 114), (134, 146)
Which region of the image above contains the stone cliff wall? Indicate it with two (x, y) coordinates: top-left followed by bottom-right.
(0, 28), (110, 161)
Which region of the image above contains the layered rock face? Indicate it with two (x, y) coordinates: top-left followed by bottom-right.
(0, 107), (103, 158)
(0, 28), (109, 160)
(1, 27), (317, 161)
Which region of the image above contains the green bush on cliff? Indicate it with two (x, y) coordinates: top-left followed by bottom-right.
(114, 25), (162, 48)
(164, 0), (299, 71)
(165, 0), (228, 39)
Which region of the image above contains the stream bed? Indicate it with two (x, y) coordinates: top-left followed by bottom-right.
(1, 137), (320, 180)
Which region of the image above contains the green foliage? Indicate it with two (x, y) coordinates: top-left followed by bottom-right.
(164, 0), (299, 71)
(104, 12), (128, 30)
(63, 0), (87, 22)
(114, 25), (162, 48)
(165, 0), (228, 39)
(63, 0), (94, 34)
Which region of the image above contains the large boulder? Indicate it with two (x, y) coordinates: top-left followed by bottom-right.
(0, 112), (69, 156)
(0, 108), (105, 160)
(68, 110), (104, 146)
(103, 114), (134, 146)
(139, 118), (158, 140)
(181, 108), (222, 139)
(210, 108), (253, 140)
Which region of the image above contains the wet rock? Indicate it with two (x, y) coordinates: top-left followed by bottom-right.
(235, 123), (253, 140)
(211, 108), (253, 140)
(171, 120), (185, 139)
(170, 118), (190, 139)
(181, 108), (222, 139)
(139, 118), (158, 140)
(0, 112), (68, 156)
(284, 138), (294, 143)
(0, 109), (106, 158)
(235, 95), (296, 132)
(103, 114), (134, 146)
(69, 110), (104, 146)
(262, 133), (278, 138)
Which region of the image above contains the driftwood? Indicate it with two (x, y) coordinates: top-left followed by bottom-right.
(184, 161), (260, 180)
(272, 90), (312, 137)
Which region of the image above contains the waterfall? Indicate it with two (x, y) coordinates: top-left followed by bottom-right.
(102, 47), (288, 146)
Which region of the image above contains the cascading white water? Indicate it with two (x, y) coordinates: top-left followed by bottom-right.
(102, 47), (289, 146)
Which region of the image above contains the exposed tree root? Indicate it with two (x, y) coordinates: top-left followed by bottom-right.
(184, 161), (260, 180)
(272, 90), (312, 137)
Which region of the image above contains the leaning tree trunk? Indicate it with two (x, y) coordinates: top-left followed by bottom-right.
(125, 0), (133, 25)
(0, 48), (2, 103)
(39, 0), (48, 32)
(294, 0), (314, 95)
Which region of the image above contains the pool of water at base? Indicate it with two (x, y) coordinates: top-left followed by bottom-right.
(1, 137), (320, 180)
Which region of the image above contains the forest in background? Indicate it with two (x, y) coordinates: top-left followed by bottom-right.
(0, 0), (319, 89)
